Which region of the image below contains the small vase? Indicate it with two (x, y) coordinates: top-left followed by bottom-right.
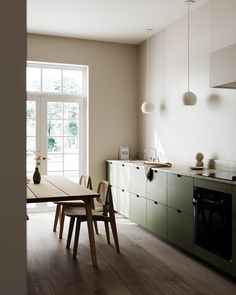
(33, 167), (41, 184)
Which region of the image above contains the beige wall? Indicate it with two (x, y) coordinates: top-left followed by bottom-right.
(138, 0), (236, 166)
(0, 1), (26, 294)
(27, 34), (139, 186)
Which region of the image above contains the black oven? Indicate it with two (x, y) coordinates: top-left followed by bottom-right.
(193, 187), (232, 261)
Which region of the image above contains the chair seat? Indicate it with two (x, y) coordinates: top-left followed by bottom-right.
(65, 207), (103, 217)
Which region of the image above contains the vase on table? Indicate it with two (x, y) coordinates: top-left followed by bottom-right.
(33, 167), (41, 184)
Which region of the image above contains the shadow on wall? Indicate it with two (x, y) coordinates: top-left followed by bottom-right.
(160, 101), (167, 114)
(207, 94), (221, 108)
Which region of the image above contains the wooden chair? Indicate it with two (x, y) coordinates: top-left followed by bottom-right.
(53, 175), (98, 238)
(65, 181), (120, 259)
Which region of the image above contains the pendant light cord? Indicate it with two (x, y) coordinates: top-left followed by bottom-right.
(187, 2), (190, 92)
(146, 29), (150, 100)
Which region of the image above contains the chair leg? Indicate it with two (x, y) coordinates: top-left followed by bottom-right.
(110, 214), (120, 253)
(66, 217), (75, 249)
(59, 206), (65, 239)
(104, 221), (110, 244)
(73, 218), (81, 259)
(53, 204), (61, 232)
(94, 221), (99, 234)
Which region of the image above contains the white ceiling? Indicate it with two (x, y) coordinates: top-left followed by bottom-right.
(27, 0), (208, 44)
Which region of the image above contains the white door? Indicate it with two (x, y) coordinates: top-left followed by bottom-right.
(26, 95), (86, 212)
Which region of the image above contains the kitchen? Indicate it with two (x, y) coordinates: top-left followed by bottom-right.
(1, 0), (236, 294)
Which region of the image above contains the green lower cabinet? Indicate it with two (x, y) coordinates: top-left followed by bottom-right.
(167, 207), (193, 253)
(111, 187), (121, 213)
(232, 231), (236, 277)
(119, 189), (130, 218)
(147, 199), (167, 239)
(130, 193), (146, 228)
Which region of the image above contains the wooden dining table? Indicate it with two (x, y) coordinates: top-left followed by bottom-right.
(27, 175), (99, 266)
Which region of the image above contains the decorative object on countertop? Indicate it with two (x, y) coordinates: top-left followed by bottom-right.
(141, 29), (155, 114)
(144, 162), (172, 181)
(195, 152), (204, 167)
(182, 0), (197, 106)
(118, 146), (130, 160)
(33, 167), (41, 184)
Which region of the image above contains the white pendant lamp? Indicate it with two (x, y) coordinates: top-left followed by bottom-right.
(183, 0), (197, 106)
(141, 29), (155, 114)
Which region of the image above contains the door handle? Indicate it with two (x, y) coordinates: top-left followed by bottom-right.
(177, 209), (182, 213)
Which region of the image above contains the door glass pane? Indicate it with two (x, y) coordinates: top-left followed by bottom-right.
(42, 68), (61, 92)
(48, 137), (63, 153)
(48, 102), (63, 119)
(26, 101), (36, 174)
(63, 70), (83, 95)
(64, 102), (79, 120)
(64, 120), (78, 136)
(47, 120), (63, 136)
(64, 154), (79, 171)
(64, 137), (79, 153)
(27, 67), (41, 92)
(47, 154), (63, 172)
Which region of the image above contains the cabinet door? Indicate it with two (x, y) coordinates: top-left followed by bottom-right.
(110, 162), (121, 187)
(232, 231), (236, 277)
(130, 193), (146, 227)
(147, 170), (167, 204)
(168, 174), (193, 214)
(119, 189), (131, 218)
(119, 164), (131, 191)
(106, 161), (113, 184)
(111, 187), (121, 213)
(130, 166), (146, 197)
(147, 199), (167, 239)
(167, 207), (193, 253)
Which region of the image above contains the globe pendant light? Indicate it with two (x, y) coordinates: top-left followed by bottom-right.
(183, 0), (197, 106)
(141, 29), (155, 114)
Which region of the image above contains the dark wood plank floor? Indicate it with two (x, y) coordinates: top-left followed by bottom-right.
(27, 213), (236, 295)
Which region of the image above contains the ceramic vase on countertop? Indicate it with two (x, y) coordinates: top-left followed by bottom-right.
(33, 167), (41, 184)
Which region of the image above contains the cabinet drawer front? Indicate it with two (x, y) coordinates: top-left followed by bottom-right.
(130, 166), (147, 197)
(168, 174), (193, 214)
(130, 193), (146, 227)
(119, 164), (131, 191)
(111, 187), (121, 213)
(119, 189), (131, 218)
(147, 170), (167, 204)
(107, 162), (121, 187)
(167, 207), (193, 252)
(147, 199), (167, 239)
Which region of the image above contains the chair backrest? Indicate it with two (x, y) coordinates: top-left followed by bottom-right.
(96, 180), (109, 207)
(79, 175), (92, 190)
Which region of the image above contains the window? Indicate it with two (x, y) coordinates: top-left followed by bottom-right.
(26, 62), (88, 213)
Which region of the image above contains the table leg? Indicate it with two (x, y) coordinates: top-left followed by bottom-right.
(85, 199), (97, 267)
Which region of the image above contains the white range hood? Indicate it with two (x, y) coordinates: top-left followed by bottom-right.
(210, 43), (236, 89)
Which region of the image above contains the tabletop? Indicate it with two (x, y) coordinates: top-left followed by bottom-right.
(27, 175), (99, 203)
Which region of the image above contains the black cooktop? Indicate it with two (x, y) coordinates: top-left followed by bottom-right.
(198, 171), (236, 181)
